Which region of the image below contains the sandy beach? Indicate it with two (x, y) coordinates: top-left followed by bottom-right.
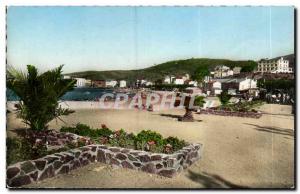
(7, 103), (294, 188)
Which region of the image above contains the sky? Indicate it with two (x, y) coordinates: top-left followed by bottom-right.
(7, 6), (294, 73)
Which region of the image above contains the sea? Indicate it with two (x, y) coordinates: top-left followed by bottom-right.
(6, 87), (135, 101)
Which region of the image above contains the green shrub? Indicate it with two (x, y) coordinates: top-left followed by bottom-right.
(75, 123), (91, 131)
(194, 96), (206, 108)
(60, 124), (188, 154)
(7, 137), (31, 165)
(108, 129), (135, 149)
(95, 128), (113, 138)
(74, 123), (92, 136)
(218, 91), (232, 106)
(135, 130), (164, 151)
(6, 137), (48, 166)
(60, 123), (113, 139)
(163, 136), (187, 152)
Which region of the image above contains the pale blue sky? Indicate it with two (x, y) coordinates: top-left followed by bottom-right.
(7, 6), (294, 73)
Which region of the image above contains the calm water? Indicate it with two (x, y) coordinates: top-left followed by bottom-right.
(6, 88), (133, 101)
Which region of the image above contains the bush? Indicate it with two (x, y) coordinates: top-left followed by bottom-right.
(60, 124), (188, 154)
(135, 130), (164, 151)
(61, 123), (113, 139)
(194, 96), (206, 108)
(217, 91), (232, 105)
(7, 138), (31, 165)
(163, 136), (187, 152)
(7, 135), (88, 165)
(109, 129), (136, 149)
(74, 123), (92, 136)
(6, 137), (48, 166)
(95, 128), (113, 138)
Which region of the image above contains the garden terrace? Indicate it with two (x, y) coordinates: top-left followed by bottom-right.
(198, 109), (262, 118)
(7, 143), (202, 187)
(7, 124), (203, 187)
(198, 100), (263, 119)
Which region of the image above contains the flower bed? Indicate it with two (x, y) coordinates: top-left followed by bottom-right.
(198, 108), (262, 118)
(7, 124), (203, 187)
(7, 143), (202, 188)
(60, 123), (188, 154)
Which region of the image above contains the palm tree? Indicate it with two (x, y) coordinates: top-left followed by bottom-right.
(7, 65), (76, 131)
(180, 95), (206, 122)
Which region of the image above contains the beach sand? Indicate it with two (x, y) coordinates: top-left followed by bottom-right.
(7, 104), (294, 188)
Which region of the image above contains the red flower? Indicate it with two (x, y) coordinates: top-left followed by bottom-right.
(114, 130), (121, 137)
(148, 140), (156, 145)
(101, 124), (108, 129)
(99, 136), (108, 144)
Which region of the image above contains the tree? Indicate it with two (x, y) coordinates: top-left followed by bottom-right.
(7, 65), (76, 131)
(194, 95), (206, 108)
(240, 61), (258, 72)
(217, 91), (232, 106)
(192, 65), (210, 85)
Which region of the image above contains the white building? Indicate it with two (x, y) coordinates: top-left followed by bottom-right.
(174, 78), (184, 85)
(215, 77), (257, 92)
(214, 89), (222, 95)
(145, 81), (153, 86)
(140, 80), (147, 85)
(238, 78), (257, 91)
(214, 65), (234, 78)
(207, 81), (222, 96)
(164, 75), (175, 84)
(74, 78), (87, 87)
(63, 75), (71, 79)
(233, 67), (242, 75)
(257, 57), (293, 73)
(119, 80), (126, 88)
(204, 76), (212, 83)
(212, 81), (222, 89)
(212, 81), (222, 95)
(106, 80), (117, 88)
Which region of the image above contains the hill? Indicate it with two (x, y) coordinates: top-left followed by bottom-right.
(67, 58), (258, 84)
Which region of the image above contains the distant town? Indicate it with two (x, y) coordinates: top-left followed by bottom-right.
(64, 54), (294, 101)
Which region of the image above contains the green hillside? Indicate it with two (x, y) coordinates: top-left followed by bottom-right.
(67, 58), (257, 83)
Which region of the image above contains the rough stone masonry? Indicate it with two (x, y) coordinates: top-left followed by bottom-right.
(7, 143), (203, 188)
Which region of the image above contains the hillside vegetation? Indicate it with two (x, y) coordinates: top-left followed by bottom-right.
(67, 58), (257, 83)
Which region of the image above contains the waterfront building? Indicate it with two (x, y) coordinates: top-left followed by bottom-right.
(257, 57), (293, 73)
(74, 78), (87, 87)
(119, 80), (127, 88)
(214, 65), (234, 78)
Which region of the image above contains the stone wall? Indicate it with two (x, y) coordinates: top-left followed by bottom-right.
(7, 143), (202, 188)
(199, 109), (262, 118)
